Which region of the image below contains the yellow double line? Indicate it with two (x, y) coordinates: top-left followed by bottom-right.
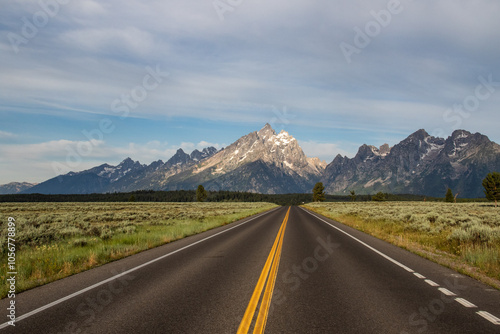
(237, 207), (290, 334)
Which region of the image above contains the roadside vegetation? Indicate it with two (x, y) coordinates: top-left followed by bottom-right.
(303, 202), (500, 289)
(312, 182), (326, 202)
(0, 202), (276, 298)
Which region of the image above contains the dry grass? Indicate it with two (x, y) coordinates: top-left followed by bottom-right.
(303, 202), (500, 289)
(0, 202), (277, 298)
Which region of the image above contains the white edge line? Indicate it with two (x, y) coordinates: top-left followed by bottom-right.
(438, 288), (457, 296)
(455, 298), (477, 308)
(424, 279), (440, 287)
(301, 208), (500, 327)
(300, 208), (414, 273)
(0, 207), (280, 329)
(477, 311), (500, 325)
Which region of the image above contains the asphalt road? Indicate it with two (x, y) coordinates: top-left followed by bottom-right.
(1, 206), (499, 333)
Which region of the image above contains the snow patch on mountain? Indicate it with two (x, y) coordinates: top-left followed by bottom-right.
(191, 123), (325, 179)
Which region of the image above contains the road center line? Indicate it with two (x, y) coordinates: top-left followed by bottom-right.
(253, 208), (289, 334)
(0, 207), (280, 330)
(237, 207), (290, 334)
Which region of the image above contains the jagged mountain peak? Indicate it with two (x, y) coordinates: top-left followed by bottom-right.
(166, 146), (219, 167)
(379, 143), (391, 156)
(353, 143), (392, 163)
(202, 147), (218, 155)
(175, 148), (187, 155)
(260, 123), (274, 130)
(257, 123), (277, 139)
(410, 129), (430, 140)
(118, 157), (142, 169)
(273, 130), (296, 145)
(442, 129), (499, 159)
(333, 154), (345, 162)
(451, 129), (473, 139)
(149, 160), (164, 169)
(0, 182), (38, 194)
(323, 128), (500, 197)
(191, 124), (324, 182)
(190, 149), (203, 160)
(355, 144), (375, 159)
(95, 158), (144, 182)
(120, 157), (135, 164)
(398, 130), (442, 153)
(167, 149), (190, 165)
(448, 130), (495, 148)
(191, 147), (218, 162)
(18, 126), (500, 196)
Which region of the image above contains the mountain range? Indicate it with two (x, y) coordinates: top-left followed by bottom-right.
(4, 124), (500, 198)
(0, 182), (38, 195)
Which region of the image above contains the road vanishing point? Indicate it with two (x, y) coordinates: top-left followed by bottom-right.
(1, 206), (499, 333)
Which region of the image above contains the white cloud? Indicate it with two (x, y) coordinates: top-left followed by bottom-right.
(0, 139), (106, 184)
(179, 141), (224, 153)
(0, 130), (16, 139)
(298, 140), (356, 162)
(1, 0), (499, 182)
(60, 27), (155, 57)
(2, 0), (499, 133)
(0, 139), (223, 184)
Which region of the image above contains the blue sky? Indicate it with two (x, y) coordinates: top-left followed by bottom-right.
(1, 0), (500, 184)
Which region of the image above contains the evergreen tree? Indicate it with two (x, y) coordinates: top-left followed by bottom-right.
(349, 190), (357, 202)
(128, 194), (136, 202)
(372, 192), (387, 202)
(196, 185), (208, 202)
(312, 182), (326, 202)
(482, 172), (500, 207)
(445, 188), (454, 203)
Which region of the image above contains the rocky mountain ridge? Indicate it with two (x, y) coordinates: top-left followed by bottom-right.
(0, 182), (38, 195)
(322, 129), (500, 197)
(4, 125), (499, 197)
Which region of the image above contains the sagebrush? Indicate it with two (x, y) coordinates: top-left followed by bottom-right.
(0, 202), (276, 298)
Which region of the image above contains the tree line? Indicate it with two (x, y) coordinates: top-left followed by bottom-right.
(2, 171), (497, 206)
(0, 189), (445, 206)
(311, 171), (499, 205)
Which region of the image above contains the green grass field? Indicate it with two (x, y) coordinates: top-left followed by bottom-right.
(0, 202), (277, 298)
(303, 202), (500, 289)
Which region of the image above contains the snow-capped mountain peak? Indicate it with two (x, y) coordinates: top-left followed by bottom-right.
(191, 124), (325, 182)
(272, 130), (295, 146)
(257, 123), (276, 140)
(91, 158), (145, 182)
(17, 125), (499, 197)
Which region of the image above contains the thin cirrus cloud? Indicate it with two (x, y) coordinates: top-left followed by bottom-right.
(0, 131), (17, 139)
(297, 141), (354, 163)
(0, 0), (499, 184)
(0, 139), (223, 183)
(0, 139), (223, 164)
(59, 27), (156, 57)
